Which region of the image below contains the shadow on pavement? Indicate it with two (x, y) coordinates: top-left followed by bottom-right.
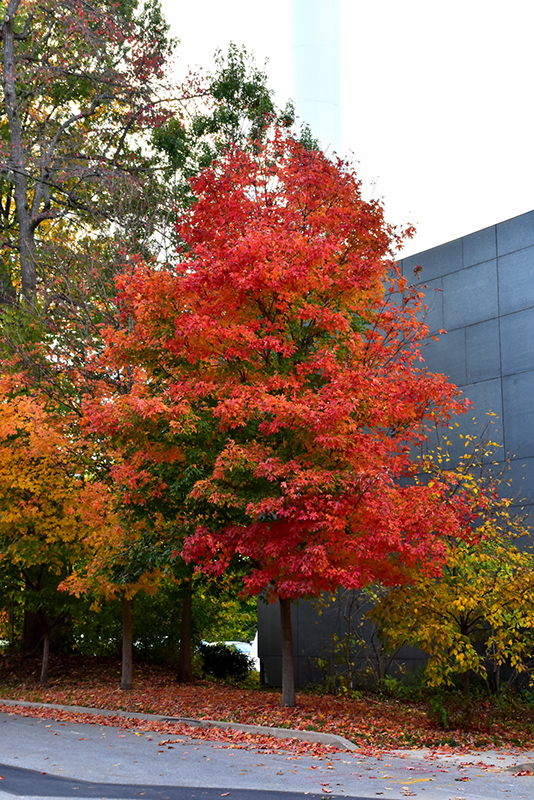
(0, 762), (375, 800)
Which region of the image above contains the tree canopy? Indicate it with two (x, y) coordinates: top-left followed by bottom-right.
(88, 132), (478, 703)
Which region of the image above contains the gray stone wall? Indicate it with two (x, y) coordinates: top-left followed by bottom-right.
(258, 210), (534, 687)
(401, 209), (534, 515)
(258, 592), (427, 689)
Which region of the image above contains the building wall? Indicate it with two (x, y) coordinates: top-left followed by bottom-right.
(258, 593), (428, 689)
(258, 209), (534, 687)
(401, 208), (534, 516)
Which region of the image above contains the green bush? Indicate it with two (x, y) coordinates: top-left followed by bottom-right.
(199, 642), (252, 681)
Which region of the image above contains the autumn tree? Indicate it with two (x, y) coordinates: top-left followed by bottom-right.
(1, 10), (295, 684)
(88, 131), (485, 706)
(60, 507), (174, 690)
(0, 0), (183, 424)
(151, 43), (294, 261)
(0, 376), (108, 682)
(0, 0), (175, 302)
(371, 431), (534, 699)
(0, 5), (292, 401)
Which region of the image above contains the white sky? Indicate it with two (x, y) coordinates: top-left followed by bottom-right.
(159, 0), (534, 258)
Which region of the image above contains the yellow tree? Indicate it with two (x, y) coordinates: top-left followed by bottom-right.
(0, 376), (98, 680)
(0, 377), (160, 688)
(371, 428), (534, 698)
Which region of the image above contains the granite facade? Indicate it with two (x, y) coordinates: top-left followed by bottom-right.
(403, 210), (534, 512)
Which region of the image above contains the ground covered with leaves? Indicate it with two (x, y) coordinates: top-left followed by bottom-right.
(0, 656), (533, 756)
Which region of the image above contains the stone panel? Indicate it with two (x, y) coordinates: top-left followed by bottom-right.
(497, 246), (534, 316)
(258, 599), (282, 659)
(465, 318), (501, 385)
(497, 209), (534, 256)
(443, 379), (504, 465)
(260, 593), (429, 688)
(421, 327), (466, 387)
(293, 596), (333, 657)
(499, 308), (534, 377)
(463, 225), (496, 267)
(418, 279), (444, 334)
(502, 370), (534, 459)
(502, 457), (534, 511)
(460, 379), (503, 430)
(402, 238), (463, 283)
(443, 260), (498, 329)
(259, 656), (280, 687)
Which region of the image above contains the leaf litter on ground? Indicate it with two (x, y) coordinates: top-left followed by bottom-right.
(0, 657), (533, 760)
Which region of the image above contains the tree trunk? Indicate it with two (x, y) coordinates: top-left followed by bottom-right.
(1, 0), (36, 300)
(121, 593), (133, 690)
(279, 597), (296, 707)
(40, 625), (50, 685)
(22, 609), (43, 654)
(9, 594), (15, 649)
(462, 669), (470, 701)
(176, 576), (193, 683)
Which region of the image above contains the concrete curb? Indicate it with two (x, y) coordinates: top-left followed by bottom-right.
(0, 698), (357, 752)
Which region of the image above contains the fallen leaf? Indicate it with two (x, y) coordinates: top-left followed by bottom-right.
(0, 658), (533, 756)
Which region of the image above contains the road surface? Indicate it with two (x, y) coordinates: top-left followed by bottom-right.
(0, 710), (532, 799)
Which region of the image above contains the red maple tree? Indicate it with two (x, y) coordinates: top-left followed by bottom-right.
(94, 132), (475, 705)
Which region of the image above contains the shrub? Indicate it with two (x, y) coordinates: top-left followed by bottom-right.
(199, 642), (252, 681)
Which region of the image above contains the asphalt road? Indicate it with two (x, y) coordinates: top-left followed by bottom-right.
(0, 710), (533, 799)
(0, 764), (363, 800)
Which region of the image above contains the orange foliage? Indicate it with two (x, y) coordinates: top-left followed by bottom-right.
(86, 132), (482, 603)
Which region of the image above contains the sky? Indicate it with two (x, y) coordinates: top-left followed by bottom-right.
(159, 0), (534, 259)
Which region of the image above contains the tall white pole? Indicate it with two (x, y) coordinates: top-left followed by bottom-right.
(292, 0), (341, 154)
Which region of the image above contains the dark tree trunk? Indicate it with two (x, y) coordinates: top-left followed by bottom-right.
(176, 577), (193, 683)
(9, 595), (15, 649)
(279, 597), (296, 707)
(22, 609), (43, 654)
(462, 669), (470, 701)
(40, 625), (50, 685)
(22, 571), (45, 653)
(121, 593), (133, 690)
